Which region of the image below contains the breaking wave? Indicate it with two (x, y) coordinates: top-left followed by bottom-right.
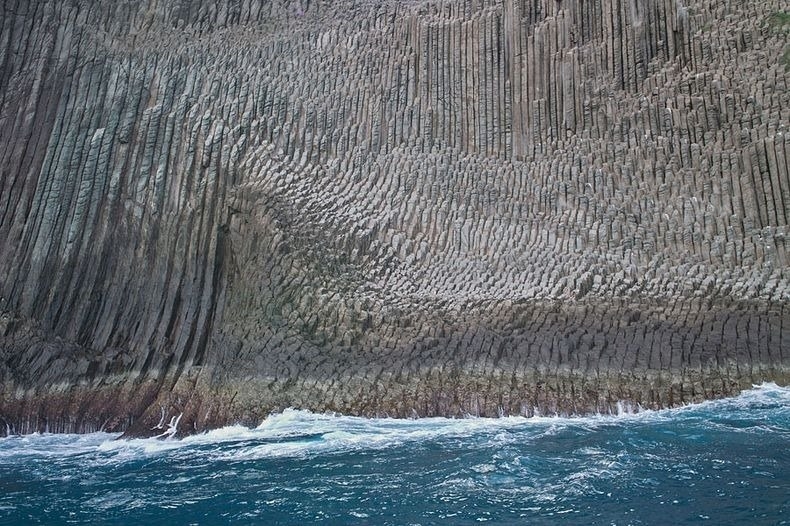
(0, 383), (787, 525)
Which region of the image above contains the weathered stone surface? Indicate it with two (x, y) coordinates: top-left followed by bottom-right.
(0, 0), (788, 436)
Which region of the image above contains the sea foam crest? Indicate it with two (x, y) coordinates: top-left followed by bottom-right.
(1, 383), (787, 463)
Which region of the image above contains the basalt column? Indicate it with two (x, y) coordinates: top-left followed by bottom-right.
(0, 0), (788, 436)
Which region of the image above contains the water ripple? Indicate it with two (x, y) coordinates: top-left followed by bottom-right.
(0, 383), (787, 525)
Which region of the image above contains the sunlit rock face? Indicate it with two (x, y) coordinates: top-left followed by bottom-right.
(1, 0), (788, 436)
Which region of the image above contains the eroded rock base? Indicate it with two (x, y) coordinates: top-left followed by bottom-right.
(2, 298), (787, 437)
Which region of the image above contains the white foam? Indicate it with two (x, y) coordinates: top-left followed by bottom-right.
(659, 381), (790, 417)
(0, 432), (118, 460)
(0, 383), (786, 463)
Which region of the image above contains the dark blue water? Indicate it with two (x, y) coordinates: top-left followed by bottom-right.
(1, 384), (788, 525)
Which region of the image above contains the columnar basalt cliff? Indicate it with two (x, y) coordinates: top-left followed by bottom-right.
(1, 0), (788, 436)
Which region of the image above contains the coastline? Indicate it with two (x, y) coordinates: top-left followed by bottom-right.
(1, 0), (788, 438)
(3, 298), (788, 437)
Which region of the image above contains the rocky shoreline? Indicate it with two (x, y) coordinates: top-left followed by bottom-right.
(3, 297), (788, 437)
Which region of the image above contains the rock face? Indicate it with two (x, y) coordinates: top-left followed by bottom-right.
(1, 0), (788, 436)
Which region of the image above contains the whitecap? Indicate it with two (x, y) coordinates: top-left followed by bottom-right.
(0, 383), (786, 464)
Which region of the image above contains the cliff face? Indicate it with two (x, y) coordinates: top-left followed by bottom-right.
(1, 0), (788, 436)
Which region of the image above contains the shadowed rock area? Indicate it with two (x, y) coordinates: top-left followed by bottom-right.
(1, 0), (788, 437)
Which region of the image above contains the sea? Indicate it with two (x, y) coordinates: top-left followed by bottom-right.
(0, 383), (788, 525)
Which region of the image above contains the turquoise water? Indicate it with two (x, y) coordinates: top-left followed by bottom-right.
(1, 384), (788, 525)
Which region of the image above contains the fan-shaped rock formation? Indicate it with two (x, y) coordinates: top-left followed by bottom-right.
(1, 0), (788, 436)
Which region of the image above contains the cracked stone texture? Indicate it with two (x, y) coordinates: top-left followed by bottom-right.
(1, 0), (789, 436)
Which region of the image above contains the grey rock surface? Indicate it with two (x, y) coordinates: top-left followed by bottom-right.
(0, 0), (788, 436)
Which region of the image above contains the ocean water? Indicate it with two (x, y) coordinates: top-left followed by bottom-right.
(0, 384), (788, 525)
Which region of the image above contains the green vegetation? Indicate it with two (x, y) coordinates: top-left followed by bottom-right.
(767, 11), (790, 29)
(767, 12), (790, 69)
